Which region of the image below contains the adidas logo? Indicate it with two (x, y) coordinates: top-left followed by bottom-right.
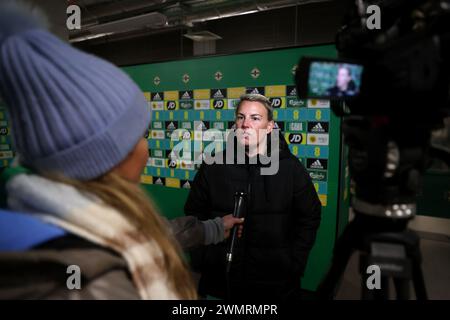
(182, 181), (191, 189)
(311, 123), (325, 132)
(311, 160), (323, 169)
(289, 88), (297, 96)
(167, 122), (176, 130)
(213, 90), (224, 98)
(250, 88), (260, 94)
(153, 93), (162, 100)
(196, 122), (206, 130)
(182, 91), (191, 99)
(155, 178), (163, 185)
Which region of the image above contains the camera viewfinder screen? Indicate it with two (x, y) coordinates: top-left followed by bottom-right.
(308, 62), (363, 98)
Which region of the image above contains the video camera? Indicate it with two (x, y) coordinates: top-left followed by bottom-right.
(296, 0), (450, 120)
(296, 0), (450, 215)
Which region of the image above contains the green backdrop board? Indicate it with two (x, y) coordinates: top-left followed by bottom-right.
(0, 98), (14, 169)
(124, 44), (346, 291)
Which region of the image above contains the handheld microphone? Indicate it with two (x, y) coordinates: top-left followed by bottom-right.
(226, 191), (247, 273)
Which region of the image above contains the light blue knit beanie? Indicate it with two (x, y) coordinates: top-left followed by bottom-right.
(0, 2), (151, 180)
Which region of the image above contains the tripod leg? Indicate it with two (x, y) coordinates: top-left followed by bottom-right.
(411, 260), (428, 300)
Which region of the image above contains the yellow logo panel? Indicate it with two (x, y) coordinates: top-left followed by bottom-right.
(194, 89), (210, 100)
(140, 175), (153, 184)
(164, 91), (179, 101)
(228, 87), (246, 99)
(265, 85), (286, 97)
(166, 178), (180, 188)
(143, 92), (151, 101)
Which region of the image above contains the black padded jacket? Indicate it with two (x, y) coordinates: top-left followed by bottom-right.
(184, 135), (322, 300)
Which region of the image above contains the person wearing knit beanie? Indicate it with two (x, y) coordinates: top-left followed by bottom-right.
(0, 2), (243, 300)
(0, 2), (150, 180)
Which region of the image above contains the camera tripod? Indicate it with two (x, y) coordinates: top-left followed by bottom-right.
(317, 208), (428, 300)
(312, 110), (447, 300)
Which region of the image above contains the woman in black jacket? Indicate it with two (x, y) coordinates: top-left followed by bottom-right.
(185, 93), (322, 300)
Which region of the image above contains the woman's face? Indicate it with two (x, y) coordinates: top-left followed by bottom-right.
(235, 101), (274, 148)
(336, 67), (351, 90)
(112, 137), (149, 183)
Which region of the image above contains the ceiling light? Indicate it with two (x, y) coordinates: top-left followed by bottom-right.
(69, 32), (114, 43)
(184, 31), (222, 42)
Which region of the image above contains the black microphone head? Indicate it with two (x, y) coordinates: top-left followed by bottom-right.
(233, 191), (247, 218)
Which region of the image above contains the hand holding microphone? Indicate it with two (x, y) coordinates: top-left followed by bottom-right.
(222, 214), (244, 239)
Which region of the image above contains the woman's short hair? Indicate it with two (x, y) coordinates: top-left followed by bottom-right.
(236, 93), (274, 121)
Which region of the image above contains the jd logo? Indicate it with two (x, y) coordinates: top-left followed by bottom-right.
(168, 160), (177, 168)
(66, 5), (81, 30)
(213, 100), (224, 109)
(270, 98), (282, 108)
(288, 134), (303, 144)
(366, 265), (381, 290)
(167, 101), (176, 110)
(182, 131), (191, 140)
(366, 5), (381, 30)
(0, 127), (8, 136)
(66, 265), (81, 290)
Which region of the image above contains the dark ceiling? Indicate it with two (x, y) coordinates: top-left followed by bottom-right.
(68, 0), (347, 65)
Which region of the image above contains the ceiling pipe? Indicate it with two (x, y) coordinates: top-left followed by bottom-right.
(71, 0), (333, 43)
(79, 0), (172, 26)
(165, 0), (333, 25)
